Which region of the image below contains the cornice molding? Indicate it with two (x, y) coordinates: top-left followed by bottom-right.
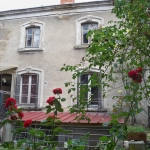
(0, 1), (114, 21)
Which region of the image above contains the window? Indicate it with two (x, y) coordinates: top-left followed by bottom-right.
(25, 27), (40, 48)
(20, 74), (38, 104)
(81, 23), (98, 44)
(18, 20), (44, 52)
(75, 15), (103, 49)
(15, 67), (43, 108)
(78, 73), (101, 109)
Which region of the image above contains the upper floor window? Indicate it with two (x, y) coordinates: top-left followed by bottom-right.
(15, 67), (43, 108)
(18, 20), (45, 52)
(75, 15), (103, 49)
(25, 27), (40, 48)
(81, 23), (98, 44)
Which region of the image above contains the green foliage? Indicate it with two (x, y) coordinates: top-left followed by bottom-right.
(67, 133), (89, 150)
(2, 142), (14, 149)
(127, 125), (145, 133)
(60, 1), (150, 149)
(0, 89), (67, 150)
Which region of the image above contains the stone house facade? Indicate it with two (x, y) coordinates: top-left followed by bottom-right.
(0, 0), (148, 147)
(0, 0), (118, 112)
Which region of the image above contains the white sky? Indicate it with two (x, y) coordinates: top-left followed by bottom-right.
(0, 0), (97, 11)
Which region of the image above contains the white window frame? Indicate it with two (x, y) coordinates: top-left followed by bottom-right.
(16, 67), (43, 108)
(74, 68), (103, 110)
(75, 15), (104, 47)
(18, 20), (45, 52)
(20, 74), (38, 104)
(25, 27), (40, 48)
(81, 22), (98, 44)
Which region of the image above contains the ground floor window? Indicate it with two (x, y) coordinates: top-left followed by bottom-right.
(77, 72), (101, 109)
(20, 74), (38, 104)
(15, 67), (43, 108)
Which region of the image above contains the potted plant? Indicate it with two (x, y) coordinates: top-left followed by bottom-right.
(127, 126), (147, 142)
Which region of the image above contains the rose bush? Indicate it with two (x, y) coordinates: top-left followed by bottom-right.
(1, 87), (66, 150)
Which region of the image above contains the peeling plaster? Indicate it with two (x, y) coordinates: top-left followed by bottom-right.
(0, 41), (6, 51)
(0, 28), (10, 40)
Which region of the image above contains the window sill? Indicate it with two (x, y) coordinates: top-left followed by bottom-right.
(86, 108), (107, 112)
(74, 44), (89, 50)
(19, 106), (43, 111)
(17, 47), (44, 52)
(18, 104), (43, 111)
(73, 108), (107, 112)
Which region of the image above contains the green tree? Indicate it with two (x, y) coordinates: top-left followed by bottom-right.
(61, 0), (150, 149)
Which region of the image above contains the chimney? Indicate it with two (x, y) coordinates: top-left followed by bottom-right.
(60, 0), (75, 4)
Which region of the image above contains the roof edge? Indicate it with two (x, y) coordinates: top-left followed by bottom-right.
(0, 0), (114, 17)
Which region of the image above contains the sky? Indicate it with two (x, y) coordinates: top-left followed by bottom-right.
(0, 0), (97, 11)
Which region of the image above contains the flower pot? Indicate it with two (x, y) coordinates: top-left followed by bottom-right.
(127, 132), (147, 142)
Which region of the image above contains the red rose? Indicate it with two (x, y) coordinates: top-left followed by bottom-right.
(46, 97), (55, 105)
(128, 68), (142, 83)
(128, 70), (138, 79)
(10, 115), (17, 120)
(18, 111), (24, 118)
(133, 74), (142, 83)
(5, 98), (16, 108)
(135, 68), (143, 73)
(24, 120), (32, 128)
(53, 88), (62, 94)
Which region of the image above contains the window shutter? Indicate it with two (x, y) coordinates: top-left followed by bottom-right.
(15, 74), (21, 104)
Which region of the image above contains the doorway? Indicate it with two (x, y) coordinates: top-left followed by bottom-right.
(0, 74), (12, 104)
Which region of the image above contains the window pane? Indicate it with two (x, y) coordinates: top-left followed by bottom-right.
(82, 24), (89, 44)
(34, 28), (40, 34)
(30, 85), (38, 103)
(33, 35), (40, 47)
(80, 74), (88, 101)
(22, 75), (29, 84)
(80, 85), (88, 100)
(33, 28), (40, 47)
(91, 87), (98, 105)
(80, 74), (88, 84)
(30, 75), (38, 103)
(21, 75), (29, 103)
(31, 75), (37, 84)
(21, 85), (28, 103)
(27, 28), (33, 34)
(83, 31), (88, 44)
(89, 23), (98, 30)
(82, 24), (89, 30)
(26, 35), (32, 47)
